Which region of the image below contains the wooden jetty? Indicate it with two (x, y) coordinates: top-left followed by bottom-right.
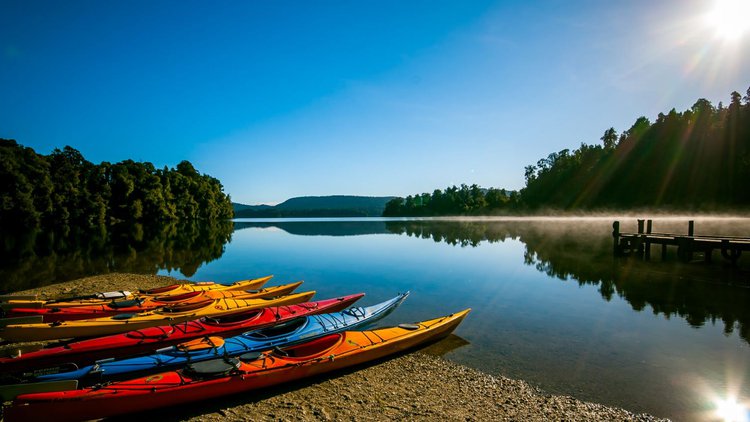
(612, 220), (750, 265)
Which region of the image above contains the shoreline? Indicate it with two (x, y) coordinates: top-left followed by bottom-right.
(2, 273), (666, 421)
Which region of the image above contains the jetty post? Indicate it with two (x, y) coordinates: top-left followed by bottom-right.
(612, 221), (620, 256)
(637, 219), (648, 259)
(644, 219), (653, 260)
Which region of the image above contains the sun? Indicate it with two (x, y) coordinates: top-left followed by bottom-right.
(714, 397), (749, 422)
(705, 0), (750, 40)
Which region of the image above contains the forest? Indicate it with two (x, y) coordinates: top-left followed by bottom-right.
(0, 139), (233, 229)
(384, 87), (750, 215)
(382, 184), (518, 216)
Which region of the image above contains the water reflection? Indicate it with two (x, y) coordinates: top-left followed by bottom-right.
(231, 219), (750, 345)
(384, 219), (750, 345)
(234, 219), (389, 236)
(418, 334), (471, 357)
(0, 220), (233, 293)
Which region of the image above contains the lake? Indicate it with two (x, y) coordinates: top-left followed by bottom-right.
(2, 217), (749, 421)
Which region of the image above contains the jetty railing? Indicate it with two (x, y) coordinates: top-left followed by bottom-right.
(612, 220), (750, 265)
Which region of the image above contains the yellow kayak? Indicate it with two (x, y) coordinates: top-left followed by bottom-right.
(0, 291), (316, 343)
(0, 276), (273, 310)
(139, 275), (274, 296)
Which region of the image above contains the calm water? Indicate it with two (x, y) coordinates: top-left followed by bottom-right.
(3, 217), (749, 421)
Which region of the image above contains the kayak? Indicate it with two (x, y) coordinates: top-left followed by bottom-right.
(3, 309), (470, 421)
(3, 281), (303, 322)
(0, 291), (133, 311)
(0, 276), (273, 310)
(138, 275), (274, 296)
(0, 291), (316, 342)
(0, 294), (364, 375)
(35, 292), (408, 384)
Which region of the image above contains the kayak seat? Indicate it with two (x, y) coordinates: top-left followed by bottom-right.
(184, 357), (239, 378)
(108, 298), (144, 309)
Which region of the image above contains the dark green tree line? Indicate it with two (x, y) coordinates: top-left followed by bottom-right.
(0, 140), (233, 228)
(383, 184), (519, 216)
(521, 87), (750, 209)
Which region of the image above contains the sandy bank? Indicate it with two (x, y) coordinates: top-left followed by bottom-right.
(3, 274), (666, 421)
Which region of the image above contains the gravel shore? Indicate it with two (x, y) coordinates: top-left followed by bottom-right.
(2, 273), (667, 421)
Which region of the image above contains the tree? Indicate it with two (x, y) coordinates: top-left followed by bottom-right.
(601, 127), (618, 149)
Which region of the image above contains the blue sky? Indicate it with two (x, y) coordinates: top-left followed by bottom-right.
(2, 1), (749, 204)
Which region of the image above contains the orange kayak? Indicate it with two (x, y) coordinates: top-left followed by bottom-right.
(3, 281), (303, 322)
(3, 309), (470, 421)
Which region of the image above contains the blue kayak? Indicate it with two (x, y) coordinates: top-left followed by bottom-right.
(35, 292), (408, 383)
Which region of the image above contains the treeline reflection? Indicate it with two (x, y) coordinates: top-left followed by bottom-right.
(385, 220), (750, 344)
(0, 220), (233, 293)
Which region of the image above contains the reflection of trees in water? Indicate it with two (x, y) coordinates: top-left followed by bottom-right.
(0, 220), (233, 293)
(386, 220), (750, 344)
(233, 220), (388, 237)
(386, 220), (517, 247)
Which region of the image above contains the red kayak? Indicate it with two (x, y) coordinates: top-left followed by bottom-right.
(2, 282), (304, 323)
(0, 294), (363, 375)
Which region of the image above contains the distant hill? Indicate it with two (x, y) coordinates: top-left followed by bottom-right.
(233, 195), (396, 218)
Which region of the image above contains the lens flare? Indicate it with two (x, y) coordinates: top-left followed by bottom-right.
(715, 397), (749, 422)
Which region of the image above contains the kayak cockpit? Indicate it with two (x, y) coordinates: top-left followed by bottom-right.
(202, 309), (263, 326)
(184, 357), (240, 378)
(273, 334), (343, 359)
(242, 318), (307, 339)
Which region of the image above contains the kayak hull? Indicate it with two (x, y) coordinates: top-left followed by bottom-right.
(4, 309), (469, 422)
(0, 294), (364, 374)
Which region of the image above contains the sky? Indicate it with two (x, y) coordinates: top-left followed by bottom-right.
(2, 0), (749, 204)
